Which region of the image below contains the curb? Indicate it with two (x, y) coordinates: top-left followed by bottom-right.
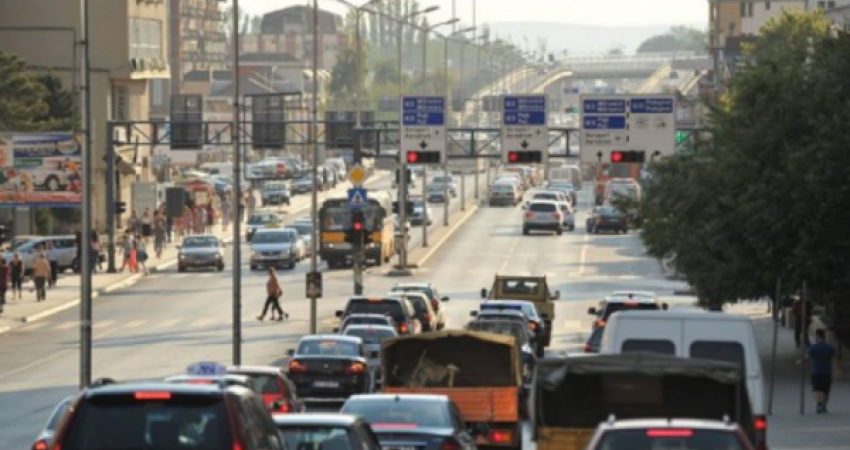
(20, 273), (146, 325)
(409, 204), (479, 269)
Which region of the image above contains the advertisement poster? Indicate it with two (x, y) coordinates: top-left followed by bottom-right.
(0, 132), (82, 207)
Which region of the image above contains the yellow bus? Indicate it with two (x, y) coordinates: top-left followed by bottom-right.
(319, 190), (395, 267)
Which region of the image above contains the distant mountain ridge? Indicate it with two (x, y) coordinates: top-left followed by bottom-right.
(488, 21), (707, 54)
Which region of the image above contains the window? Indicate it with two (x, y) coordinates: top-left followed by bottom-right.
(748, 2), (754, 17)
(828, 1), (836, 8)
(130, 18), (163, 60)
(622, 339), (675, 355)
(690, 341), (746, 369)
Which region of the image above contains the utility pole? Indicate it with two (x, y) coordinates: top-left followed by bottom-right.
(309, 0), (320, 333)
(231, 0), (243, 366)
(443, 34), (450, 227)
(79, 0), (93, 390)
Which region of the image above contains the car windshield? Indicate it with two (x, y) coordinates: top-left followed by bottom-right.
(279, 426), (355, 450)
(297, 339), (359, 356)
(427, 185), (445, 192)
(392, 286), (435, 300)
(182, 237), (218, 248)
(501, 280), (540, 295)
(345, 317), (391, 327)
(595, 429), (747, 450)
(342, 399), (452, 428)
(602, 302), (659, 320)
(344, 328), (396, 345)
(252, 232), (292, 244)
(237, 373), (283, 395)
(60, 393), (232, 450)
(248, 214), (278, 225)
(530, 203), (557, 213)
(598, 207), (623, 217)
(534, 193), (558, 201)
(493, 184), (514, 192)
(347, 300), (404, 321)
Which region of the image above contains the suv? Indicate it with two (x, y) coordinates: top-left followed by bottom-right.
(588, 291), (663, 330)
(584, 418), (756, 450)
(336, 297), (421, 335)
(523, 200), (563, 235)
(489, 181), (522, 207)
(50, 382), (286, 450)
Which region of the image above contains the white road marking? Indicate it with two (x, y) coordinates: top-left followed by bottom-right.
(93, 320), (115, 329)
(55, 321), (78, 330)
(156, 319), (182, 328)
(22, 322), (50, 331)
(498, 238), (520, 274)
(124, 320), (147, 328)
(578, 232), (590, 276)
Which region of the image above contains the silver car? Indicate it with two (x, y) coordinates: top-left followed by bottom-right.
(342, 325), (398, 385)
(250, 229), (301, 270)
(287, 221), (314, 256)
(177, 235), (226, 272)
(522, 200), (563, 235)
(431, 176), (458, 197)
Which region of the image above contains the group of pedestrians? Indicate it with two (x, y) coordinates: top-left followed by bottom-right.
(120, 230), (150, 275)
(0, 254), (25, 312)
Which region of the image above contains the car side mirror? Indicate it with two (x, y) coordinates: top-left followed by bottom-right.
(335, 310), (343, 318)
(286, 349), (295, 357)
(441, 296), (449, 302)
(480, 289), (487, 299)
(553, 290), (561, 300)
(469, 310), (479, 317)
(587, 307), (597, 315)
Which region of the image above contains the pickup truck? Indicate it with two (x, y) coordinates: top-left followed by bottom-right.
(531, 353), (756, 450)
(382, 330), (523, 450)
(482, 275), (559, 347)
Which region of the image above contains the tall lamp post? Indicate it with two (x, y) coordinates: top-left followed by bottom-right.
(335, 0), (381, 128)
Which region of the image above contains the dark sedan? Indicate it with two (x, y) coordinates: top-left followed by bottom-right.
(341, 394), (484, 450)
(274, 414), (382, 450)
(586, 206), (629, 234)
(287, 335), (374, 400)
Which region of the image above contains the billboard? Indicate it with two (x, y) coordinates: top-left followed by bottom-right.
(0, 132), (82, 207)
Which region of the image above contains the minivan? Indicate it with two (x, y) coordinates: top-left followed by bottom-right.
(599, 310), (767, 450)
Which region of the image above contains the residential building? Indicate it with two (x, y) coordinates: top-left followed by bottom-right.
(240, 5), (347, 71)
(739, 0), (807, 35)
(0, 0), (169, 232)
(169, 0), (228, 96)
(709, 0), (742, 48)
(823, 3), (850, 30)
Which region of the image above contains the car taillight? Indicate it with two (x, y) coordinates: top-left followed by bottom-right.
(524, 212), (534, 219)
(345, 362), (365, 375)
(755, 416), (767, 431)
(288, 360), (307, 373)
(32, 440), (48, 450)
(552, 212), (561, 218)
(755, 415), (767, 450)
(488, 430), (512, 444)
(423, 312), (431, 322)
(647, 429), (693, 437)
(277, 401), (291, 413)
(441, 438), (462, 450)
(398, 323), (409, 334)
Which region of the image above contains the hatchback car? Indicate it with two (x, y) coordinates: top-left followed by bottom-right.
(389, 291), (442, 332)
(250, 229), (301, 270)
(584, 418), (756, 450)
(586, 205), (628, 234)
(177, 235), (225, 272)
(523, 200), (563, 235)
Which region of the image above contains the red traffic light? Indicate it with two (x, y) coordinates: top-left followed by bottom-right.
(508, 152), (519, 163)
(506, 151), (542, 164)
(611, 151), (623, 163)
(353, 221), (364, 231)
(405, 151), (441, 164)
(407, 152), (418, 163)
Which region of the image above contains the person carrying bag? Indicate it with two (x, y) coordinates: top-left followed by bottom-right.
(257, 267), (288, 321)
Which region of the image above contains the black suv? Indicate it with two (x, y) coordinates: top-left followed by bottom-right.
(50, 382), (286, 450)
(336, 297), (421, 335)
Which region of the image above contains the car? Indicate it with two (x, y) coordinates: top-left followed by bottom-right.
(30, 396), (73, 450)
(586, 205), (629, 234)
(431, 175), (459, 196)
(584, 418), (756, 450)
(489, 180), (522, 207)
(470, 309), (539, 350)
(287, 335), (374, 399)
(409, 197), (433, 226)
(464, 319), (537, 388)
(177, 234), (225, 272)
(427, 183), (449, 203)
(391, 282), (450, 330)
(3, 235), (77, 274)
(547, 181), (577, 205)
(50, 381), (285, 450)
(227, 365), (306, 414)
(342, 325), (398, 384)
(389, 290), (441, 332)
(287, 222), (314, 256)
(291, 174), (323, 194)
(333, 313), (397, 333)
(474, 300), (549, 355)
(246, 210), (285, 242)
(340, 394), (484, 450)
(250, 228), (301, 270)
(588, 291), (662, 330)
(274, 414), (383, 450)
(164, 373), (256, 391)
(262, 181), (291, 206)
(529, 191), (574, 231)
(336, 297), (422, 336)
(523, 200), (563, 235)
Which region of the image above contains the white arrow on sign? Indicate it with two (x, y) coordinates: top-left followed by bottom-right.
(350, 191), (366, 207)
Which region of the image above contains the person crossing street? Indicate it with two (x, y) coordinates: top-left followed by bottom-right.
(257, 267), (288, 321)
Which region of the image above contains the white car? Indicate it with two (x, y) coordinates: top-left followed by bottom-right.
(530, 191), (574, 231)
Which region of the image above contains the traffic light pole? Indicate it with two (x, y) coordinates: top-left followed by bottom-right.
(398, 162), (409, 269)
(105, 123), (117, 273)
(443, 161), (449, 226)
(422, 167), (429, 247)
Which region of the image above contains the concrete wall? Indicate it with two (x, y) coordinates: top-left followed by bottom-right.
(741, 0), (806, 35)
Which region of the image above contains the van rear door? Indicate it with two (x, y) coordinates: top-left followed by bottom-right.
(605, 315), (680, 356)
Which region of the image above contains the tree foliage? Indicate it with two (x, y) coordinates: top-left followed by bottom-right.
(637, 26), (707, 53)
(639, 11), (850, 307)
(0, 51), (75, 132)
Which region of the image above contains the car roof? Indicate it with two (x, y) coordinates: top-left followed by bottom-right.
(82, 382), (230, 398)
(345, 313), (391, 319)
(388, 290), (429, 299)
(600, 418), (740, 431)
(528, 200), (559, 205)
(273, 413), (363, 427)
(300, 334), (364, 344)
(478, 309), (526, 318)
(394, 282), (432, 288)
(606, 291), (657, 303)
(482, 300), (536, 309)
(346, 394), (450, 403)
(615, 310), (751, 321)
(343, 325), (397, 333)
(182, 235), (219, 241)
(227, 365), (282, 375)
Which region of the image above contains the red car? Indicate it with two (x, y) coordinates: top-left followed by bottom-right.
(227, 365), (305, 414)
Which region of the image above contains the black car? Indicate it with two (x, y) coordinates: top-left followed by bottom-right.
(586, 206), (629, 234)
(585, 326), (605, 353)
(274, 414), (382, 450)
(50, 382), (285, 450)
(341, 394), (484, 450)
(336, 297), (422, 336)
(287, 335), (374, 400)
(31, 396), (73, 450)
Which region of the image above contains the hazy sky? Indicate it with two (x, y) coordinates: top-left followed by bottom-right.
(236, 0), (708, 28)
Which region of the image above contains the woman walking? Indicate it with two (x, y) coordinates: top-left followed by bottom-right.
(141, 208), (153, 243)
(135, 236), (149, 275)
(10, 253), (23, 300)
(257, 267), (288, 321)
(0, 258), (9, 313)
(154, 219), (167, 259)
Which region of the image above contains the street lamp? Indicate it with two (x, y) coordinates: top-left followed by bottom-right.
(335, 0), (382, 127)
(420, 18), (459, 94)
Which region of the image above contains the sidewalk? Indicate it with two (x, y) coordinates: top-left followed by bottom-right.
(737, 303), (850, 450)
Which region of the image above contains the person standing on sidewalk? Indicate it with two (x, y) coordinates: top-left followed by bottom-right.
(802, 329), (843, 414)
(141, 208), (153, 243)
(32, 253), (51, 302)
(154, 219), (166, 259)
(257, 267), (287, 321)
(0, 258), (9, 313)
(135, 235), (149, 275)
(10, 253), (23, 300)
(46, 241), (59, 288)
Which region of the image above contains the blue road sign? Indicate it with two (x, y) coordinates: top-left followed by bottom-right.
(502, 96), (547, 126)
(582, 99), (627, 114)
(348, 188), (368, 209)
(504, 111), (547, 125)
(402, 97), (446, 126)
(630, 98), (674, 114)
(583, 116), (626, 130)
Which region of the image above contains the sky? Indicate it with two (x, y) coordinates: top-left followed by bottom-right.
(235, 0), (708, 28)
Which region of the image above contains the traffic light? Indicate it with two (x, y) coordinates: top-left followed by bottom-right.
(610, 150), (645, 164)
(347, 209), (367, 247)
(405, 150), (441, 164)
(506, 151), (542, 164)
(114, 201), (127, 215)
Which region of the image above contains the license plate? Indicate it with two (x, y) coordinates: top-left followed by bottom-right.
(313, 381), (339, 388)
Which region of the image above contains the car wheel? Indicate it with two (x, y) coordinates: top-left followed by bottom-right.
(217, 264), (224, 272)
(45, 176), (61, 191)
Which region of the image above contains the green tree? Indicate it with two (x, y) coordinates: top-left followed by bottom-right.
(33, 73), (75, 131)
(0, 50), (50, 131)
(637, 26), (707, 53)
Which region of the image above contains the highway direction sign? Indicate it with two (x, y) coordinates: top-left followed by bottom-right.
(400, 96), (447, 164)
(347, 188), (368, 209)
(501, 95), (549, 164)
(579, 94), (676, 164)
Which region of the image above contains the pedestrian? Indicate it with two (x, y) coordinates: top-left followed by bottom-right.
(141, 208), (153, 243)
(221, 193), (231, 232)
(246, 193), (256, 221)
(91, 229), (101, 273)
(0, 258), (8, 313)
(206, 202), (215, 233)
(195, 206), (206, 234)
(135, 236), (149, 275)
(800, 329), (843, 414)
(10, 253), (23, 300)
(793, 297), (813, 349)
(32, 253), (51, 301)
(46, 241), (59, 287)
(120, 232), (133, 272)
(127, 210), (140, 235)
(238, 195), (246, 223)
(257, 267), (287, 321)
(154, 219), (166, 259)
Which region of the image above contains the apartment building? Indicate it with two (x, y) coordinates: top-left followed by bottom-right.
(0, 0), (169, 231)
(169, 0), (228, 95)
(738, 0), (807, 35)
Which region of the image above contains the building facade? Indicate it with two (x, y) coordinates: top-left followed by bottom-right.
(169, 0), (228, 95)
(0, 0), (169, 232)
(739, 0), (806, 35)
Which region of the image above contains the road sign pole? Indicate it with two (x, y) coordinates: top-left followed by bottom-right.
(461, 168), (466, 211)
(353, 232), (364, 296)
(422, 167), (429, 247)
(398, 161), (409, 268)
(443, 161), (449, 226)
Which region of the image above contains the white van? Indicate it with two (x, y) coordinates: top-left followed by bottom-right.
(599, 310), (767, 447)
